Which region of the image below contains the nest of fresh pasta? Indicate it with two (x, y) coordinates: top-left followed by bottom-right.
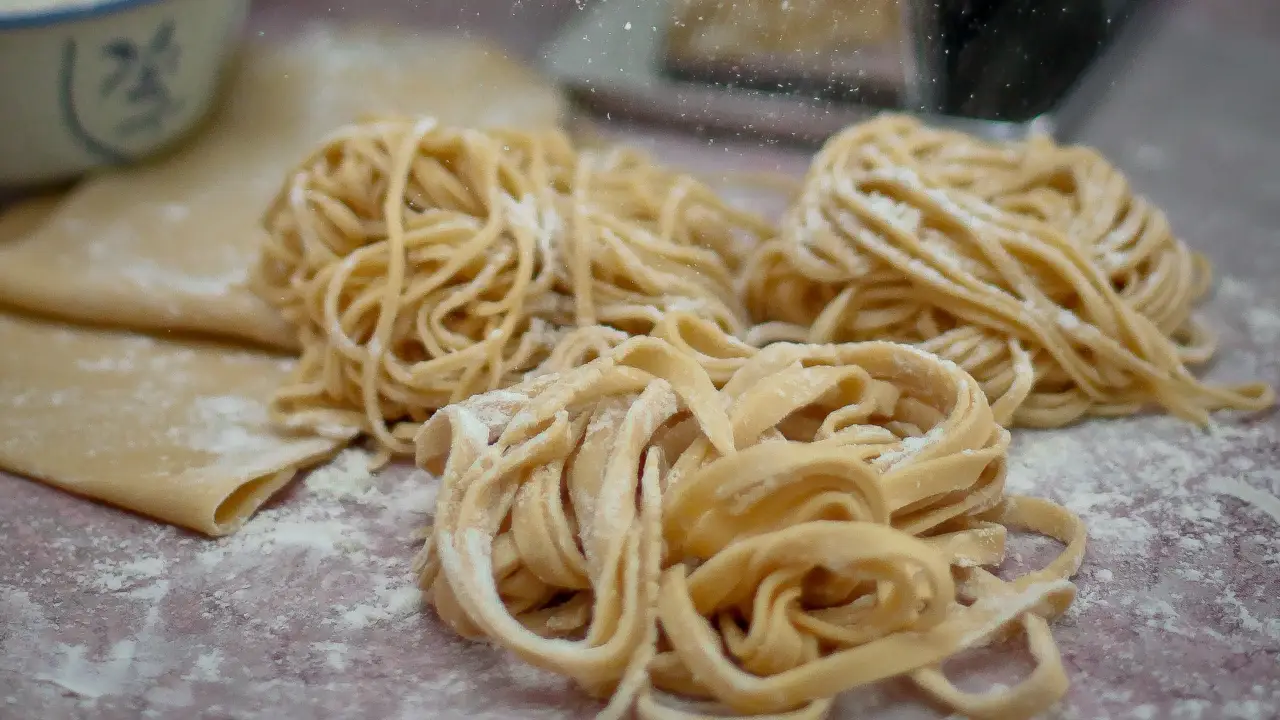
(413, 336), (1084, 719)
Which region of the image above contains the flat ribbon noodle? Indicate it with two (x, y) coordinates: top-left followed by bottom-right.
(415, 335), (1086, 719)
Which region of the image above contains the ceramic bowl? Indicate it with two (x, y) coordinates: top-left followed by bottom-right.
(0, 0), (249, 187)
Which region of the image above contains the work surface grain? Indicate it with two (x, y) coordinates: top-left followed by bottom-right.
(3, 2), (1279, 719)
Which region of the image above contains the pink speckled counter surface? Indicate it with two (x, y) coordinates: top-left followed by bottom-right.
(3, 1), (1280, 719)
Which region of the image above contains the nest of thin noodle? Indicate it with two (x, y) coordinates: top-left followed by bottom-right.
(254, 118), (773, 454)
(414, 334), (1086, 720)
(742, 114), (1274, 427)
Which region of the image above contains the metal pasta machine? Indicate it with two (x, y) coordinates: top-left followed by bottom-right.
(543, 0), (1158, 142)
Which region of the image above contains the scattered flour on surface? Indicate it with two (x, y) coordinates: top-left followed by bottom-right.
(186, 651), (222, 683)
(195, 501), (371, 568)
(311, 642), (351, 671)
(336, 578), (422, 631)
(33, 642), (138, 700)
(1244, 306), (1280, 345)
(90, 556), (169, 595)
(1208, 477), (1280, 526)
(305, 448), (378, 501)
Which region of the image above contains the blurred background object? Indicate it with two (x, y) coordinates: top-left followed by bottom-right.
(545, 0), (1157, 142)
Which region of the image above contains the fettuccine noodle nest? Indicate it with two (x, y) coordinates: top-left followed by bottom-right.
(743, 115), (1275, 427)
(415, 334), (1085, 719)
(255, 118), (772, 454)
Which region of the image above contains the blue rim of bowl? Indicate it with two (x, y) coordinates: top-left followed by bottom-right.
(0, 0), (170, 30)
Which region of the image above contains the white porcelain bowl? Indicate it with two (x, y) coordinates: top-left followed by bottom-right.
(0, 0), (249, 187)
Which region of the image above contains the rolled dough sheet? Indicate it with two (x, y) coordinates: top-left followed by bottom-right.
(0, 310), (353, 536)
(0, 25), (565, 351)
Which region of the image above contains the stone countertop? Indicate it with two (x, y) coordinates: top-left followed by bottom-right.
(2, 2), (1279, 719)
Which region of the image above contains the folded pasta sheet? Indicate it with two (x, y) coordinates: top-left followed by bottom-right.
(0, 310), (351, 536)
(0, 25), (564, 350)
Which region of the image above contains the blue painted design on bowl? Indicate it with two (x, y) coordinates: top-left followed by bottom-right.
(59, 16), (187, 164)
